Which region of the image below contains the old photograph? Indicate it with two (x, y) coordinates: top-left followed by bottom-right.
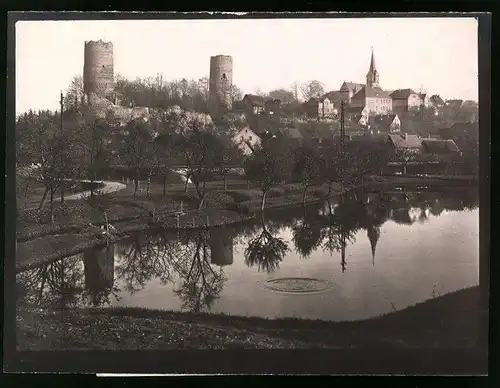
(9, 14), (488, 374)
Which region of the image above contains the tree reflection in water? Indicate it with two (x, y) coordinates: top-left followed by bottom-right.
(115, 229), (226, 313)
(172, 230), (226, 313)
(244, 212), (289, 273)
(115, 230), (176, 294)
(17, 245), (121, 308)
(17, 187), (479, 310)
(292, 206), (325, 259)
(320, 196), (360, 272)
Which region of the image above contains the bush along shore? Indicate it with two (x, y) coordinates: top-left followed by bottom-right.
(16, 286), (487, 350)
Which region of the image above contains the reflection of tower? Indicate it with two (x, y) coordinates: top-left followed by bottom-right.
(209, 55), (233, 116)
(83, 245), (115, 293)
(340, 224), (346, 273)
(366, 224), (381, 266)
(83, 40), (114, 103)
(210, 229), (234, 266)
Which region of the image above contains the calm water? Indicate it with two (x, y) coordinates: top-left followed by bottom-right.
(17, 186), (479, 322)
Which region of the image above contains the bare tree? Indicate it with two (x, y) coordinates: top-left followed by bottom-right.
(300, 80), (325, 101)
(178, 130), (219, 210)
(118, 119), (157, 196)
(292, 143), (323, 205)
(244, 139), (293, 212)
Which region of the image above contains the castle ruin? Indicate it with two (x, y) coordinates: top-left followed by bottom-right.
(83, 40), (115, 104)
(209, 55), (233, 116)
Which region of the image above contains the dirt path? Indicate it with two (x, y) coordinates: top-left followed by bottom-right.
(24, 180), (127, 211)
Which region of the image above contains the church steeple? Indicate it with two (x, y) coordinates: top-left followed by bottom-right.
(366, 47), (380, 88)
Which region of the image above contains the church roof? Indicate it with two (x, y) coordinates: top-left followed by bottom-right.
(352, 86), (391, 100)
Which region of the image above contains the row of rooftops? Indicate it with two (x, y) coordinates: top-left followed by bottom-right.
(239, 113), (460, 153)
(242, 88), (472, 110)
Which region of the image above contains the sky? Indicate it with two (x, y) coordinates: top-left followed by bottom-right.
(15, 17), (479, 114)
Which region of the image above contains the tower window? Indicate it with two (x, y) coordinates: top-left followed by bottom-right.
(222, 73), (227, 80)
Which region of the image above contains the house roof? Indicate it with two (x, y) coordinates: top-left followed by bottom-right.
(422, 139), (460, 153)
(340, 82), (365, 93)
(461, 100), (478, 108)
(353, 86), (392, 100)
(307, 96), (327, 104)
(346, 106), (366, 115)
(448, 122), (479, 132)
(369, 114), (398, 131)
(388, 134), (422, 149)
(323, 91), (343, 102)
(429, 95), (445, 106)
(445, 99), (463, 106)
(390, 89), (418, 100)
(243, 94), (266, 107)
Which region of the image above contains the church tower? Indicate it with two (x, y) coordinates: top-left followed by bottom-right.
(366, 48), (380, 88)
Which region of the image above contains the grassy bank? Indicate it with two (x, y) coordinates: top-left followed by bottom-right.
(16, 286), (487, 350)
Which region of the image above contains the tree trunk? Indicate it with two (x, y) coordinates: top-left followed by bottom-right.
(90, 168), (95, 197)
(60, 180), (65, 204)
(198, 197), (205, 211)
(302, 185), (308, 206)
(163, 170), (167, 196)
(133, 169), (139, 196)
(184, 176), (189, 193)
(403, 164), (407, 175)
(49, 186), (55, 225)
(260, 190), (267, 212)
(38, 187), (49, 210)
(147, 170), (152, 197)
(104, 211), (109, 246)
(223, 175), (227, 191)
(327, 182), (332, 198)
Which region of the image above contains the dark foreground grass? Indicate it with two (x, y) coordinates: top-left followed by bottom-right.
(16, 286), (487, 351)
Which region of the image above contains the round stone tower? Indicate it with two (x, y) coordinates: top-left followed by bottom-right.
(83, 40), (114, 101)
(209, 55), (233, 115)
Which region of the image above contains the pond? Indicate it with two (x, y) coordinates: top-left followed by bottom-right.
(17, 186), (479, 322)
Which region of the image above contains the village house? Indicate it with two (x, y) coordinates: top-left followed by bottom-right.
(421, 138), (461, 171)
(339, 81), (365, 103)
(264, 98), (281, 115)
(445, 99), (464, 108)
(242, 94), (281, 116)
(389, 89), (424, 114)
(324, 91), (343, 107)
(349, 49), (393, 115)
(387, 133), (423, 153)
(369, 113), (401, 133)
(303, 95), (336, 119)
(346, 105), (370, 127)
(242, 94), (266, 115)
(419, 93), (432, 108)
(429, 94), (445, 108)
(231, 125), (262, 155)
